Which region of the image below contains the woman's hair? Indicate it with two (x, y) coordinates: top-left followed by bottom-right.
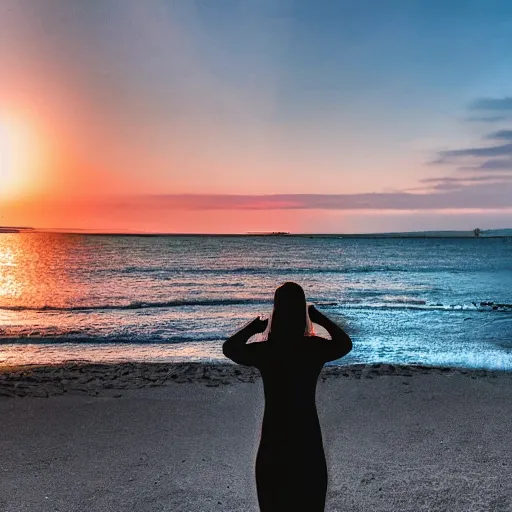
(267, 282), (313, 341)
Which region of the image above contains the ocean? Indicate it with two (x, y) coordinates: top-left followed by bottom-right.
(0, 233), (511, 369)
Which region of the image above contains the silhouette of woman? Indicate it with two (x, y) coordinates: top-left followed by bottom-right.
(222, 282), (352, 511)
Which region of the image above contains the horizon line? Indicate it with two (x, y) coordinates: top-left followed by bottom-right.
(2, 226), (512, 237)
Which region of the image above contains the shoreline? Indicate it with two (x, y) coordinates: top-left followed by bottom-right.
(1, 361), (510, 398)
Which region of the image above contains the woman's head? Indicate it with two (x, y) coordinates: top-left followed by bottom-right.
(268, 282), (309, 340)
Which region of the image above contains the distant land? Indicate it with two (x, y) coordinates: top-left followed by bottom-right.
(315, 228), (512, 238)
(1, 227), (512, 237)
(0, 226), (34, 233)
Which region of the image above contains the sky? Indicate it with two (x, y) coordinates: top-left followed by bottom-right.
(1, 0), (512, 233)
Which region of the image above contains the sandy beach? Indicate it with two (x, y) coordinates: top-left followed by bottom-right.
(1, 363), (511, 512)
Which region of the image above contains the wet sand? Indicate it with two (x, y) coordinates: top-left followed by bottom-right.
(1, 363), (511, 511)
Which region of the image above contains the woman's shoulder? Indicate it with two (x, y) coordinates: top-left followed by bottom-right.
(303, 335), (328, 343)
(260, 335), (328, 344)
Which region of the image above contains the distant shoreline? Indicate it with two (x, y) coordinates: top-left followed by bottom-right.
(2, 227), (512, 238)
(47, 234), (512, 239)
(3, 232), (512, 239)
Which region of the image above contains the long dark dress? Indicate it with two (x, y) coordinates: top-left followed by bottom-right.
(236, 336), (330, 511)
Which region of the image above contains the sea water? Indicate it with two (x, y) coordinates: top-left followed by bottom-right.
(0, 233), (511, 369)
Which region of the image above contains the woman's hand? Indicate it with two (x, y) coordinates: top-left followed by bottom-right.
(249, 316), (269, 334)
(308, 304), (324, 325)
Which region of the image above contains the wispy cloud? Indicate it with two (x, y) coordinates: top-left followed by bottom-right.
(467, 115), (510, 123)
(417, 174), (512, 191)
(470, 97), (512, 111)
(421, 174), (512, 184)
(432, 99), (512, 172)
(466, 97), (512, 123)
(458, 159), (512, 171)
(485, 130), (512, 141)
(439, 143), (512, 159)
(101, 183), (512, 211)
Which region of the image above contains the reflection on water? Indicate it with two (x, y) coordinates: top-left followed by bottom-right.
(0, 233), (87, 310)
(0, 239), (19, 301)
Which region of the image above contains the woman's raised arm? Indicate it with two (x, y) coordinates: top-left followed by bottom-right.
(222, 317), (268, 366)
(308, 305), (352, 362)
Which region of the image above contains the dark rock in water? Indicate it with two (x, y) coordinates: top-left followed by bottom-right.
(477, 301), (512, 311)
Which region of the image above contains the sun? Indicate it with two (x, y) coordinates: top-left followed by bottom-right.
(0, 114), (39, 200)
(0, 117), (23, 199)
(0, 120), (13, 195)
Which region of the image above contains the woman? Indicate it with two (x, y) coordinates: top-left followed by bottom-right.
(222, 282), (352, 511)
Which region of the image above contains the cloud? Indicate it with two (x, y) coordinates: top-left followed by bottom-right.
(418, 174), (512, 191)
(429, 182), (466, 191)
(458, 159), (512, 172)
(439, 143), (512, 159)
(432, 129), (512, 170)
(432, 97), (512, 170)
(467, 116), (510, 123)
(101, 182), (512, 211)
(428, 96), (512, 191)
(470, 97), (512, 111)
(421, 175), (512, 184)
(485, 130), (512, 141)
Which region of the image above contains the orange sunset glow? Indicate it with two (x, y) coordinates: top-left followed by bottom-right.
(1, 1), (512, 233)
